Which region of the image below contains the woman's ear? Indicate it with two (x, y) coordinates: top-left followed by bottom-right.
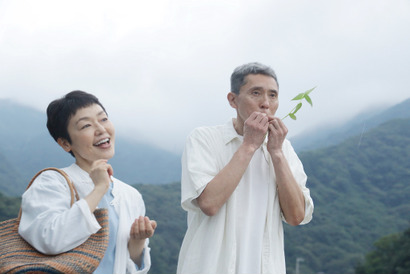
(227, 92), (238, 109)
(57, 138), (72, 153)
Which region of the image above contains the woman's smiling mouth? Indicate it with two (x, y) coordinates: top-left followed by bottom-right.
(94, 138), (110, 147)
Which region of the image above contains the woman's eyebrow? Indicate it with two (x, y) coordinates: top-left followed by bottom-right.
(75, 111), (106, 125)
(75, 116), (90, 125)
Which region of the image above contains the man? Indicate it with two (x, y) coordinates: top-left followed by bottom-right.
(177, 62), (314, 274)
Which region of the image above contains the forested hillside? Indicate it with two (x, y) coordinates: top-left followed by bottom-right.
(284, 118), (410, 273)
(1, 115), (409, 273)
(290, 98), (410, 152)
(0, 99), (181, 197)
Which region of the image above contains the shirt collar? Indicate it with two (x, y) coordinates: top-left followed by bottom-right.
(222, 118), (240, 145)
(223, 118), (268, 146)
(70, 163), (92, 182)
(69, 163), (116, 197)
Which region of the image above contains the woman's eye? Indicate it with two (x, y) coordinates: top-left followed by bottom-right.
(81, 124), (91, 129)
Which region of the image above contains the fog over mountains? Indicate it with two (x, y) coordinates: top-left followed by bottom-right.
(0, 99), (181, 196)
(0, 97), (409, 197)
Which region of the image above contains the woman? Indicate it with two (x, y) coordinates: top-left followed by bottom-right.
(18, 90), (156, 273)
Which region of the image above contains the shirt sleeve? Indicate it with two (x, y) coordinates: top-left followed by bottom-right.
(181, 128), (220, 212)
(18, 170), (101, 255)
(283, 140), (314, 224)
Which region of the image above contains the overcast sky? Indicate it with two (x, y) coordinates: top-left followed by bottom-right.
(0, 0), (409, 153)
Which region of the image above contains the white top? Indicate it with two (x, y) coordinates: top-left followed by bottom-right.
(18, 163), (151, 274)
(177, 119), (314, 274)
(235, 143), (270, 273)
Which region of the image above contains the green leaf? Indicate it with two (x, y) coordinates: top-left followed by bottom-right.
(294, 102), (303, 114)
(304, 86), (316, 95)
(289, 113), (297, 120)
(292, 93), (305, 101)
(304, 94), (313, 106)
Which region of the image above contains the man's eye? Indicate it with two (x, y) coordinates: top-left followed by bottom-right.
(270, 93), (277, 98)
(252, 91), (260, 95)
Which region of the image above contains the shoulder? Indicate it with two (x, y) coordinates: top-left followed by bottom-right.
(22, 168), (72, 206)
(189, 124), (224, 138)
(187, 124), (227, 148)
(30, 168), (70, 190)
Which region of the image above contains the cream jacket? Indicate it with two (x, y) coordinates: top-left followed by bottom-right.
(19, 163), (151, 274)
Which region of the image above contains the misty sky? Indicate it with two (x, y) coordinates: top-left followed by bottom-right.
(0, 0), (409, 153)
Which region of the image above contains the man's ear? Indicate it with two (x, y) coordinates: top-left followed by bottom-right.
(57, 138), (72, 153)
(227, 92), (238, 109)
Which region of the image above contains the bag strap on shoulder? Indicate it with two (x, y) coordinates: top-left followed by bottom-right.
(18, 167), (80, 221)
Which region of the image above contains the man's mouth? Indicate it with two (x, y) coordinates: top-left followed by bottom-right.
(94, 138), (110, 146)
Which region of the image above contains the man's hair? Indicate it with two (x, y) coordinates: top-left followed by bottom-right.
(46, 90), (107, 156)
(230, 62), (278, 95)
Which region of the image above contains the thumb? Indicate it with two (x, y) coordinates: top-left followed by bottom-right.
(150, 220), (157, 230)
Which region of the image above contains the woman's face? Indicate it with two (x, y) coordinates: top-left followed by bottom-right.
(60, 103), (115, 172)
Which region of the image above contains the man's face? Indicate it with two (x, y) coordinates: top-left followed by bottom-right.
(228, 73), (279, 127)
(59, 103), (115, 172)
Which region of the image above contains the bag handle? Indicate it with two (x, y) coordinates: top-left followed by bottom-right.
(17, 167), (80, 221)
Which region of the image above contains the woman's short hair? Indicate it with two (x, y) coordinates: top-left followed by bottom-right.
(46, 90), (107, 149)
(230, 62), (278, 95)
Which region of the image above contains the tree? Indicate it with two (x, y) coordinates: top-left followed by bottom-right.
(356, 227), (410, 273)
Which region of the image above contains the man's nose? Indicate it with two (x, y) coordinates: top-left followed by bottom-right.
(260, 94), (270, 109)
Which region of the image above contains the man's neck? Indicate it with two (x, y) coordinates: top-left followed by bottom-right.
(233, 118), (244, 136)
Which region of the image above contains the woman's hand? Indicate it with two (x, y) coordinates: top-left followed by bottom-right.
(128, 216), (157, 266)
(85, 159), (113, 212)
(89, 159), (113, 192)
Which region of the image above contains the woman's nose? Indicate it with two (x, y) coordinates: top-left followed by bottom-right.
(95, 123), (107, 134)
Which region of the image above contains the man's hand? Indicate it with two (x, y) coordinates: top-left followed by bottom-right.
(243, 112), (270, 151)
(128, 216), (157, 266)
(267, 117), (288, 155)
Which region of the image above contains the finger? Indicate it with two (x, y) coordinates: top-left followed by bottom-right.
(138, 216), (146, 233)
(258, 114), (269, 125)
(141, 217), (154, 237)
(107, 163), (114, 177)
(130, 219), (139, 236)
(150, 220), (157, 230)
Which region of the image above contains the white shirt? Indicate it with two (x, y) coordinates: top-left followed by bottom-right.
(235, 143), (269, 273)
(18, 163), (151, 274)
(177, 119), (314, 274)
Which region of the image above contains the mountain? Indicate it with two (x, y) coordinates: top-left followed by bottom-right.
(0, 99), (181, 197)
(290, 98), (410, 152)
(283, 118), (410, 273)
(142, 118), (410, 273)
(1, 117), (409, 274)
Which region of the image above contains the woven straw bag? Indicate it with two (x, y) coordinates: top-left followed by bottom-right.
(0, 168), (109, 274)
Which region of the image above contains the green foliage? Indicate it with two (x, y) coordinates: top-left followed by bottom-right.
(0, 192), (21, 222)
(284, 118), (410, 273)
(134, 182), (186, 274)
(1, 117), (409, 274)
(282, 87), (315, 120)
(356, 226), (410, 273)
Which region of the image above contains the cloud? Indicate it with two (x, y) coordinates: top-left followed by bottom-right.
(0, 0), (409, 153)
